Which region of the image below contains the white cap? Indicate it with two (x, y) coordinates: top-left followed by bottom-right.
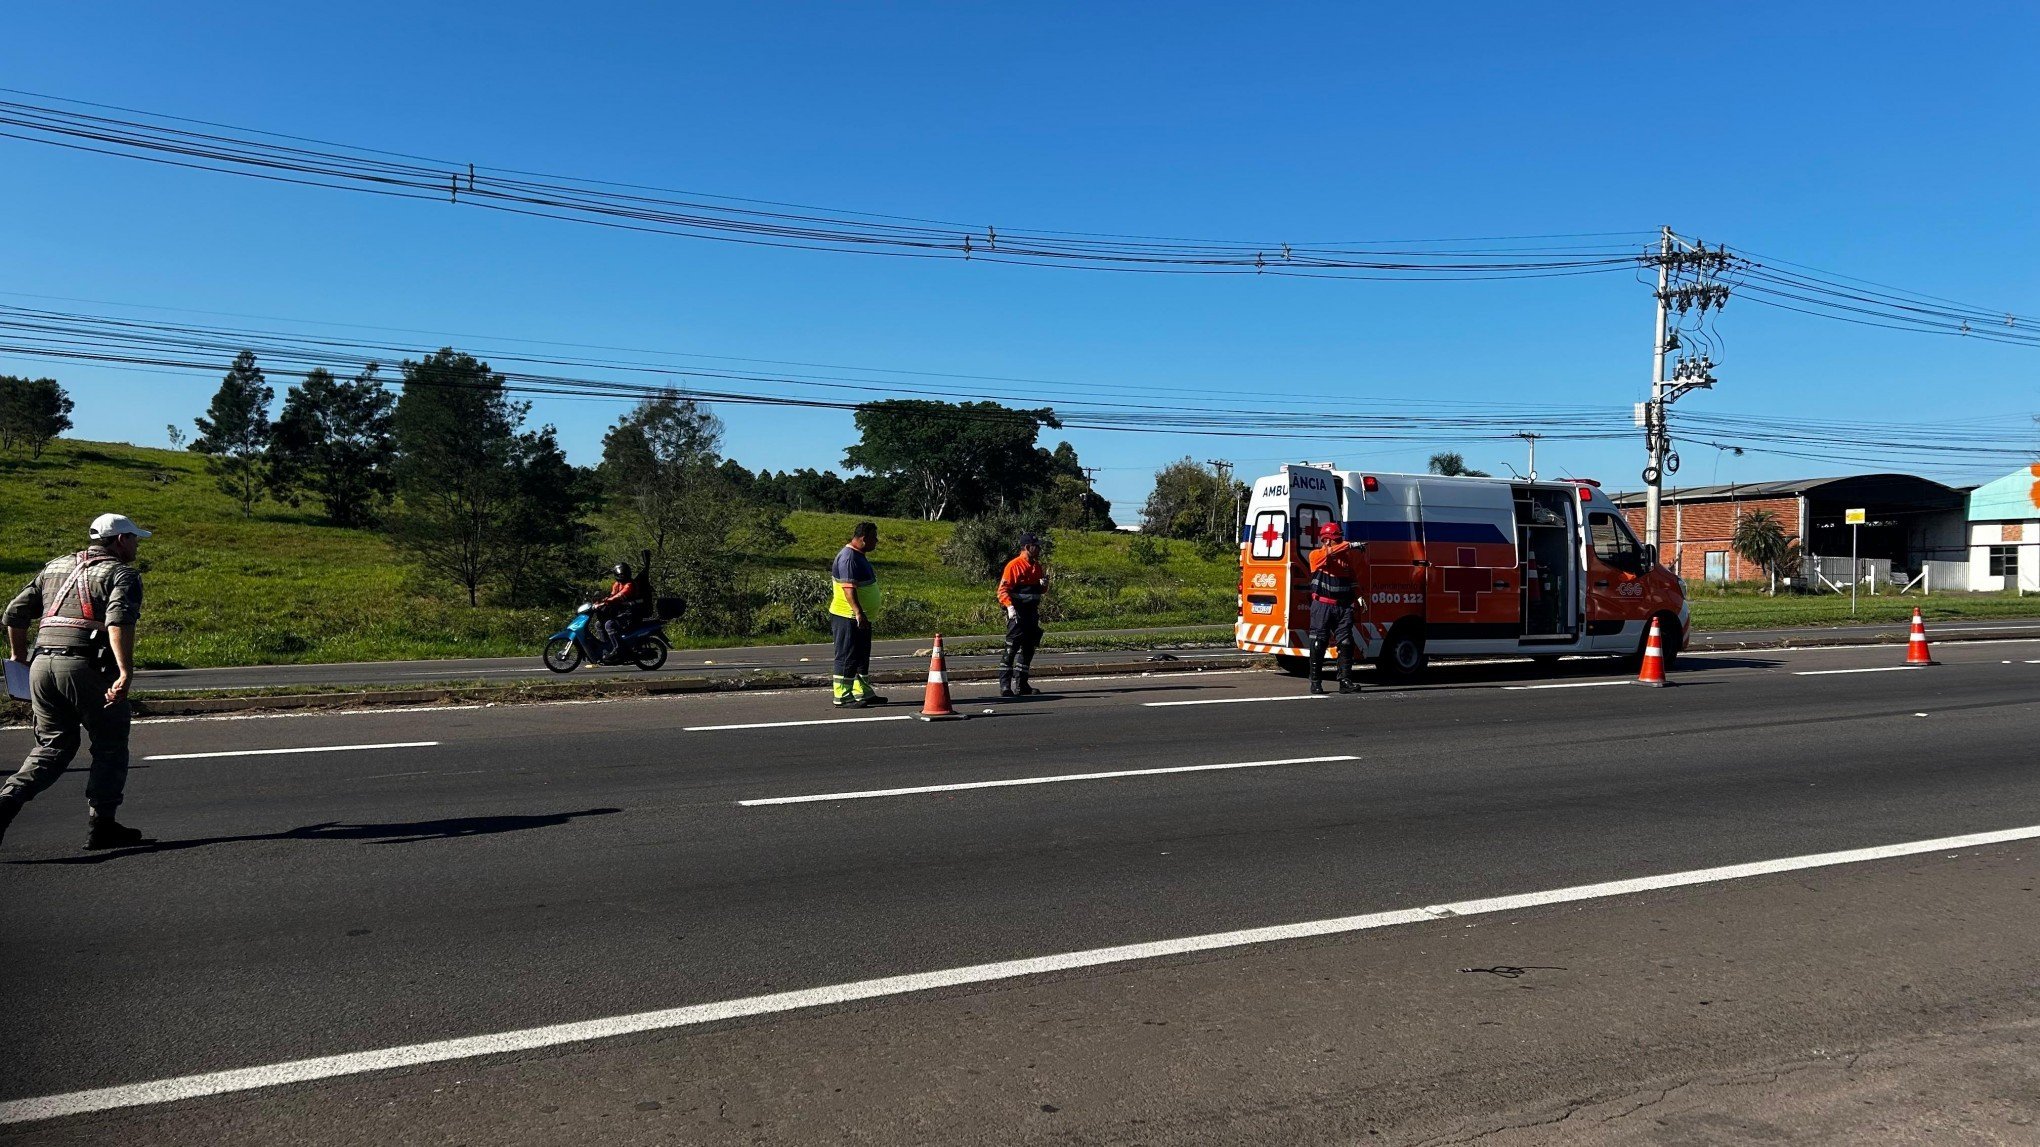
(89, 513), (153, 541)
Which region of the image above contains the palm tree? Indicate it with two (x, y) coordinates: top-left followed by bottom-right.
(1731, 509), (1791, 595)
(1427, 451), (1490, 478)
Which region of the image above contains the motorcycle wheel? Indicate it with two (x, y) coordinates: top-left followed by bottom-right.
(543, 637), (583, 674)
(632, 636), (669, 672)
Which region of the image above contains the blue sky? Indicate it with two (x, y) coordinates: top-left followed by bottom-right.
(3, 2), (2036, 515)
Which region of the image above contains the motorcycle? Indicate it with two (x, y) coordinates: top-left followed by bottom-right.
(543, 603), (671, 673)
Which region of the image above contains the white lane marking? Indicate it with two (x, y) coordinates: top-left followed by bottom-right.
(737, 755), (1363, 806)
(684, 715), (915, 732)
(1792, 666), (1924, 677)
(142, 741), (438, 761)
(1502, 679), (1631, 691)
(9, 822), (2038, 1126)
(1143, 694), (1325, 707)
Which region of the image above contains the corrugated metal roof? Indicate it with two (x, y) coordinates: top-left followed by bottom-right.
(1610, 473), (1965, 507)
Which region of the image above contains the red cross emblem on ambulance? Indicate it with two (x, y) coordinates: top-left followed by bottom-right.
(1438, 547), (1491, 613)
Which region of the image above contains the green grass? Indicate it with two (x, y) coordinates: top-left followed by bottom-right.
(0, 439), (1240, 668)
(1686, 583), (2040, 630)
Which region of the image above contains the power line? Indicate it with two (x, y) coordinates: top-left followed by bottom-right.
(0, 91), (1654, 279)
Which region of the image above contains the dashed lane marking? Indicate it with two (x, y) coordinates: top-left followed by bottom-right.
(1502, 680), (1632, 690)
(1792, 666), (1924, 677)
(735, 755), (1363, 806)
(684, 715), (916, 732)
(142, 741), (439, 761)
(1143, 694), (1325, 707)
(8, 822), (2039, 1125)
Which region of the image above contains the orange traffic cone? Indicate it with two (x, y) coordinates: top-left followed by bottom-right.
(1905, 608), (1939, 666)
(917, 634), (967, 721)
(1635, 617), (1671, 688)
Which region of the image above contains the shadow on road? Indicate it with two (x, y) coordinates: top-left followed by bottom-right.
(9, 807), (622, 866)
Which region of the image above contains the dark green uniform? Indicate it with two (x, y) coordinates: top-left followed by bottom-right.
(2, 546), (143, 815)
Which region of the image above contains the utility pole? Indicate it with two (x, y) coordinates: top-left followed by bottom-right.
(1206, 458), (1239, 544)
(1643, 228), (1673, 550)
(1514, 432), (1541, 480)
(1640, 227), (1732, 550)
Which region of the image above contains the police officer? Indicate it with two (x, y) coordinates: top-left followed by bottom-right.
(0, 513), (152, 850)
(1306, 520), (1365, 696)
(997, 532), (1047, 698)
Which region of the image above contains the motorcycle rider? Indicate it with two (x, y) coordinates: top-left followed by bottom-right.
(590, 563), (651, 662)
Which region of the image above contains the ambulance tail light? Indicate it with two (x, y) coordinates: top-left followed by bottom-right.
(1361, 475), (1380, 493)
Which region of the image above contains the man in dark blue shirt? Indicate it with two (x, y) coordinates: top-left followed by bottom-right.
(828, 522), (886, 707)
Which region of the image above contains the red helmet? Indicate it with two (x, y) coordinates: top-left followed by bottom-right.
(1316, 521), (1344, 542)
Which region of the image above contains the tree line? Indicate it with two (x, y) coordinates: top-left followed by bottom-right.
(159, 350), (1118, 623)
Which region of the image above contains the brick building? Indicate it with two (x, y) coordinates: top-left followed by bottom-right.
(1613, 474), (1967, 585)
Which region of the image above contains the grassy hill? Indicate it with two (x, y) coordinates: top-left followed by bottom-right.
(0, 439), (1238, 669)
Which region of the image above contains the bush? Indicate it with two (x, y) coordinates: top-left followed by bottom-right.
(939, 511), (1053, 582)
(762, 571), (833, 632)
(1128, 533), (1167, 564)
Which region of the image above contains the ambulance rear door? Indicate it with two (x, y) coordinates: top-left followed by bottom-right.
(1237, 464), (1337, 655)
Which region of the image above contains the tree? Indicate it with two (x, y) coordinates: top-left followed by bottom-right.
(843, 399), (1059, 521)
(1427, 451), (1490, 478)
(496, 424), (590, 606)
(166, 423), (186, 450)
(269, 365), (398, 527)
(598, 392), (725, 577)
(1731, 508), (1792, 595)
(191, 351), (275, 515)
(389, 349), (533, 606)
(1029, 441), (1114, 530)
(0, 377), (74, 458)
(1141, 458), (1244, 543)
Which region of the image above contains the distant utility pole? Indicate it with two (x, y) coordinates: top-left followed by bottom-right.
(1206, 458), (1240, 543)
(1641, 226), (1734, 550)
(1514, 432), (1541, 480)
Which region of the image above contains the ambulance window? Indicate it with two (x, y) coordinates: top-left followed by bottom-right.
(1295, 504), (1335, 553)
(1589, 512), (1643, 567)
(1249, 510), (1287, 560)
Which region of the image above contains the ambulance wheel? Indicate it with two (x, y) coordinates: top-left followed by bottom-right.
(1377, 624), (1427, 681)
(1274, 654), (1310, 678)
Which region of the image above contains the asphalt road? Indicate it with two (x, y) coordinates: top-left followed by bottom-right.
(129, 617), (2040, 692)
(5, 639), (2040, 1143)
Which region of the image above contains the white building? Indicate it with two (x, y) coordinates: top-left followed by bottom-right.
(1966, 466), (2040, 592)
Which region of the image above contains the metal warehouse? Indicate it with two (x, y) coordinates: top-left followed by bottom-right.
(1615, 474), (1968, 588)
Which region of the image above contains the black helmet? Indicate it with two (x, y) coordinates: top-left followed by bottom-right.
(612, 562), (632, 580)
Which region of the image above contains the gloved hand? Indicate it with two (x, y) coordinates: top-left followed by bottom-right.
(1006, 605), (1017, 620)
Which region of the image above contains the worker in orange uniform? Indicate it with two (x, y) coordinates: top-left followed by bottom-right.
(1306, 521), (1366, 695)
(997, 532), (1048, 698)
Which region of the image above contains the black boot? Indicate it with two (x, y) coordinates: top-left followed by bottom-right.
(1337, 647), (1358, 694)
(999, 659), (1015, 698)
(85, 817), (148, 851)
(0, 797), (20, 846)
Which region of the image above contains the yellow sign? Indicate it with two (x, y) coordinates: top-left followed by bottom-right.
(1845, 508), (1867, 525)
